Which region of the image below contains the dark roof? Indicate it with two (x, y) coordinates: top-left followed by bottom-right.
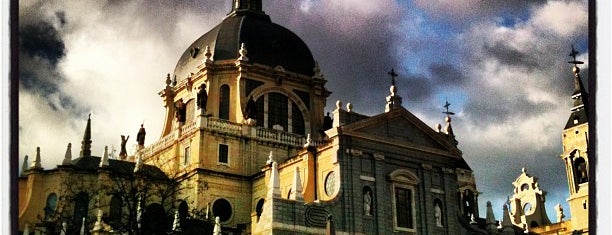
(70, 156), (168, 179)
(173, 11), (315, 80)
(564, 108), (588, 129)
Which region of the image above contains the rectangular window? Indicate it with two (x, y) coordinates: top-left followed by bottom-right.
(218, 144), (229, 164)
(395, 187), (414, 229)
(183, 146), (190, 166)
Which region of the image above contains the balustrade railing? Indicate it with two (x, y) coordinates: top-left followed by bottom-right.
(142, 117), (329, 158)
(206, 118), (242, 135)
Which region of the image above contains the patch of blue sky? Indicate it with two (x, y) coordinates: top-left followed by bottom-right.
(434, 90), (467, 114)
(497, 9), (530, 28)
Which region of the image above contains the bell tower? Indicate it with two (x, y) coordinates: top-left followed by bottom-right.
(560, 45), (589, 232)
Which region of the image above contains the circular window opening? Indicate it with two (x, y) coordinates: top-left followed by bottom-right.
(212, 198), (233, 222)
(324, 171), (336, 196)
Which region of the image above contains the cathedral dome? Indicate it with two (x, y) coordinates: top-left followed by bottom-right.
(173, 6), (315, 80)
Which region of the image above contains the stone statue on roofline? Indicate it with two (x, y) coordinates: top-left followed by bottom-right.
(137, 124), (146, 146)
(120, 135), (129, 159)
(197, 83), (208, 114)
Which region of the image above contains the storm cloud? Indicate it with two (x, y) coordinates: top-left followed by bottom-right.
(18, 0), (589, 220)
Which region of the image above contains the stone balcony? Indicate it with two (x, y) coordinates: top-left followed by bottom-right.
(139, 116), (326, 160)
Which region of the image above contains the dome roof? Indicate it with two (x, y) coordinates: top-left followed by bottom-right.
(173, 10), (315, 80)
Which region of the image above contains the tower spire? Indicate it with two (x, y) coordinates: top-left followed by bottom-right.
(80, 114), (92, 157)
(565, 45), (589, 129)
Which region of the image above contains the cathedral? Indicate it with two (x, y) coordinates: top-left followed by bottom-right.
(17, 1), (590, 234)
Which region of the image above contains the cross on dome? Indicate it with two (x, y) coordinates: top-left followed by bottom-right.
(387, 68), (398, 86)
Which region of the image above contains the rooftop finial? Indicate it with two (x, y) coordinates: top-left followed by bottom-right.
(442, 99), (458, 145)
(568, 45), (584, 66)
(62, 143), (72, 165)
(100, 146), (109, 167)
(443, 99), (455, 116)
(387, 68), (398, 86)
(204, 45), (213, 64)
(238, 43), (249, 61)
(21, 155), (29, 174)
(313, 62), (324, 79)
(31, 147), (42, 169)
(385, 68), (403, 112)
(80, 114), (92, 157)
(165, 73), (171, 86)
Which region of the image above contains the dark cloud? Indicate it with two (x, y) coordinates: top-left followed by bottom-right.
(19, 2), (83, 115)
(429, 63), (466, 85)
(19, 20), (65, 65)
(484, 42), (540, 69)
(261, 1), (406, 114)
(19, 11), (66, 97)
(413, 0), (547, 29)
(463, 90), (556, 125)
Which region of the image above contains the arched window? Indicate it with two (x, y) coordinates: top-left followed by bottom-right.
(574, 157), (588, 184)
(253, 92), (306, 135)
(44, 193), (58, 220)
(219, 85), (230, 120)
(109, 195), (122, 226)
(178, 200), (189, 221)
(255, 199), (264, 221)
(462, 189), (475, 218)
(212, 198), (233, 222)
(72, 192), (89, 230)
(389, 169), (419, 232)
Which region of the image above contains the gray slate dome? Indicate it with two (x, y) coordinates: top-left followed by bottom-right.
(173, 8), (315, 80)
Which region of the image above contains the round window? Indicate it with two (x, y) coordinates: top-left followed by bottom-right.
(324, 171), (336, 196)
(212, 198), (233, 222)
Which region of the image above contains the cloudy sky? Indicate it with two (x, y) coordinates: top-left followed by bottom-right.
(18, 0), (589, 219)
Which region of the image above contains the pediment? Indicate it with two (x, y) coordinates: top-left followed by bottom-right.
(342, 108), (459, 155)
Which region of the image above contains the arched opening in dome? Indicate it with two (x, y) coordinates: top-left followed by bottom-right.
(253, 92), (305, 135)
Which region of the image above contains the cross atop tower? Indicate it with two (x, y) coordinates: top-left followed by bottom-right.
(387, 68), (398, 86)
(568, 45), (584, 65)
(443, 99), (455, 116)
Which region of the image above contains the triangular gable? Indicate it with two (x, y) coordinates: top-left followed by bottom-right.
(341, 108), (461, 156)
